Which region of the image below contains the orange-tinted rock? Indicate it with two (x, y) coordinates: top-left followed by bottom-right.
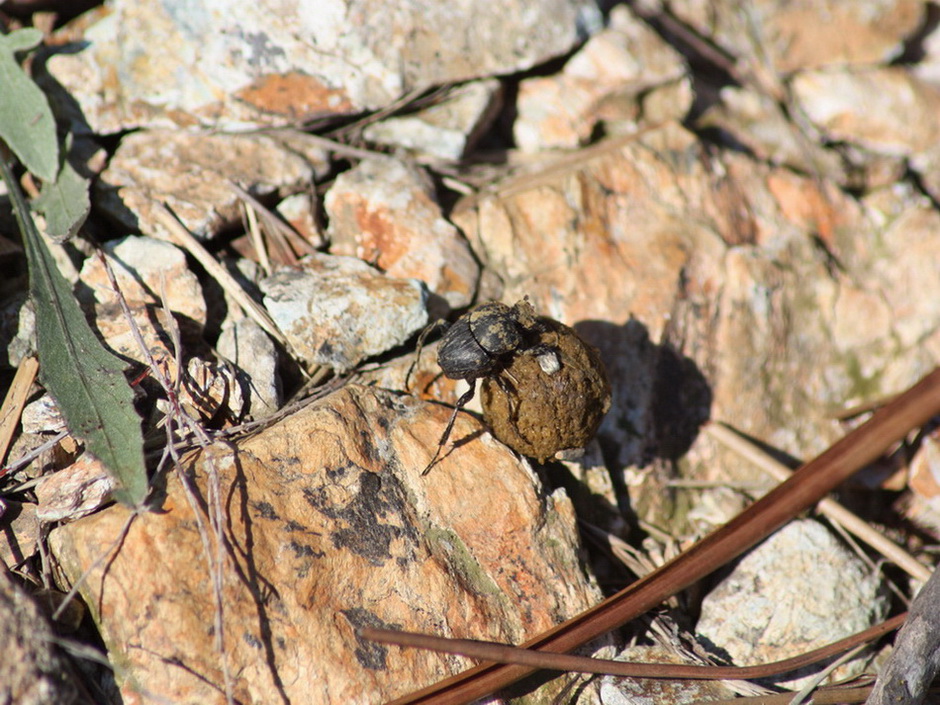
(49, 384), (607, 705)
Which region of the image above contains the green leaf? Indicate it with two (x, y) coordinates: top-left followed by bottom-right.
(1, 150), (148, 506)
(33, 137), (91, 242)
(0, 28), (59, 182)
(3, 27), (43, 52)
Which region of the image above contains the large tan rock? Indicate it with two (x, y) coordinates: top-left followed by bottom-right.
(49, 384), (605, 705)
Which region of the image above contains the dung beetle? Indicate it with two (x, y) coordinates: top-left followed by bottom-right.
(422, 299), (548, 474)
(437, 301), (525, 381)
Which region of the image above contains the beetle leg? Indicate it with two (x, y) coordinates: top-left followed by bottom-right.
(494, 372), (523, 430)
(422, 381), (476, 475)
(405, 318), (447, 392)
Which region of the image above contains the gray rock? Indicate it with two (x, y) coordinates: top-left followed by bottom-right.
(45, 0), (602, 133)
(96, 130), (324, 241)
(260, 253), (428, 371)
(0, 570), (82, 705)
(362, 79), (503, 160)
(217, 317), (281, 418)
(697, 519), (888, 689)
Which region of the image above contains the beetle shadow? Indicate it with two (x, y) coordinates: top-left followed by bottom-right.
(573, 315), (712, 467)
(537, 316), (713, 533)
(443, 425), (487, 458)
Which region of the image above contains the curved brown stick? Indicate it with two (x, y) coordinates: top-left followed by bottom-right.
(363, 612), (905, 680)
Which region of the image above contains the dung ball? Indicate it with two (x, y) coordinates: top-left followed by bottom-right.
(481, 317), (610, 463)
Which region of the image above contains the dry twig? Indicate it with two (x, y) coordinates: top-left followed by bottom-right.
(706, 422), (933, 583)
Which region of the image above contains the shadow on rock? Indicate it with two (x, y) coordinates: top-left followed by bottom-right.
(574, 316), (712, 470)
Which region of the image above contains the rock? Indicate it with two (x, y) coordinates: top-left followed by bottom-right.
(698, 85), (911, 191)
(908, 427), (940, 504)
(77, 234), (206, 333)
(908, 145), (940, 204)
(791, 66), (940, 157)
(177, 356), (247, 424)
(76, 234), (207, 380)
(325, 158), (479, 309)
(216, 317), (281, 419)
(672, 0), (923, 75)
(858, 186), (940, 371)
(44, 0), (602, 133)
(0, 500), (40, 569)
(96, 129), (324, 241)
(77, 235), (254, 425)
(259, 253), (429, 371)
(0, 293), (34, 370)
(0, 569), (83, 705)
(21, 394), (67, 435)
(362, 79), (503, 160)
(35, 454), (114, 523)
(275, 193), (325, 250)
(697, 519), (889, 688)
(481, 310), (611, 462)
(514, 6), (690, 151)
(902, 428), (940, 539)
(49, 384), (607, 705)
(451, 122), (940, 529)
(697, 86), (848, 179)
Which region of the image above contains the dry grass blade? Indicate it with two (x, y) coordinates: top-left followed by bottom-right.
(690, 685), (877, 705)
(228, 180), (318, 265)
(0, 355), (38, 466)
(706, 422), (933, 583)
(152, 202), (289, 349)
(785, 643), (869, 705)
(242, 198), (271, 275)
(384, 367), (940, 705)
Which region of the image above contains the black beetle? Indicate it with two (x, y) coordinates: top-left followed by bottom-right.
(437, 301), (525, 381)
(421, 298), (551, 474)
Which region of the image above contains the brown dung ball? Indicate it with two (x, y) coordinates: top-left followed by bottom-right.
(481, 316), (611, 463)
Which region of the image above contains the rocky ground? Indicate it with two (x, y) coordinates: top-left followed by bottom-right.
(2, 1), (940, 704)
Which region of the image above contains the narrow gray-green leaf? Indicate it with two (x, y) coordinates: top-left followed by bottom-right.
(1, 151), (148, 506)
(33, 138), (91, 242)
(3, 27), (43, 52)
(0, 29), (59, 182)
